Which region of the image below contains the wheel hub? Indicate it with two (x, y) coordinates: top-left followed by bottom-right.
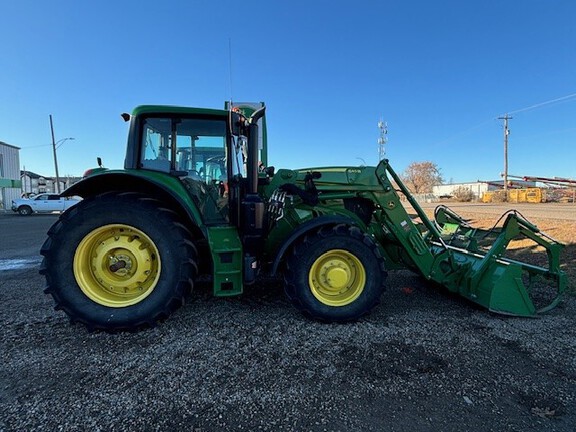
(74, 224), (161, 307)
(324, 264), (349, 289)
(108, 254), (132, 275)
(309, 249), (366, 307)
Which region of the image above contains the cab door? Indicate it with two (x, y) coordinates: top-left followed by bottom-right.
(139, 115), (230, 225)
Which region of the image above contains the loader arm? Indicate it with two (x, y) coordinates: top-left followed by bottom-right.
(373, 159), (567, 317)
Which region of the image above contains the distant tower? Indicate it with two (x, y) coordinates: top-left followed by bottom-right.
(378, 118), (388, 161)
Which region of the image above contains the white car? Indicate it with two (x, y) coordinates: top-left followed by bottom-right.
(11, 193), (81, 216)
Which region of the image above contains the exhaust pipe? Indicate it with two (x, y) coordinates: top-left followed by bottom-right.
(247, 106), (266, 195)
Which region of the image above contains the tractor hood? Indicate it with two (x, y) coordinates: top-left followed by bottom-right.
(294, 166), (380, 187)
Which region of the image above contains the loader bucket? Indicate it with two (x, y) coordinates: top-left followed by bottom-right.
(374, 160), (567, 317)
(434, 209), (567, 317)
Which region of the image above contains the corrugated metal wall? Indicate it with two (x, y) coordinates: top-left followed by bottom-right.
(0, 142), (20, 178)
(0, 142), (22, 210)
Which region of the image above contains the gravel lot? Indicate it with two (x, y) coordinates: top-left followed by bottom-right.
(1, 210), (575, 431)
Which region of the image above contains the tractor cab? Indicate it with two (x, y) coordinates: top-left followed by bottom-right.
(123, 103), (268, 228)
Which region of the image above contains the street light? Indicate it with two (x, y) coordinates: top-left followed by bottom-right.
(49, 114), (74, 194)
(56, 137), (74, 150)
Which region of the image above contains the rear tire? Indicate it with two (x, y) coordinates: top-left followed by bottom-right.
(284, 224), (387, 322)
(40, 192), (198, 331)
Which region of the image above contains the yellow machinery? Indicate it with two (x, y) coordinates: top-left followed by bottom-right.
(482, 188), (544, 203)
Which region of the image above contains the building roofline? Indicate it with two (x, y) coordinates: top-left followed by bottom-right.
(0, 141), (21, 150)
(21, 170), (49, 179)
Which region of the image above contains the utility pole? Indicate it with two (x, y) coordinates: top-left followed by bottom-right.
(22, 165), (27, 196)
(498, 114), (512, 200)
(49, 114), (61, 194)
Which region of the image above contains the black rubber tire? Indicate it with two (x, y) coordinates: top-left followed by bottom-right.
(40, 192), (198, 331)
(18, 205), (32, 216)
(284, 224), (387, 322)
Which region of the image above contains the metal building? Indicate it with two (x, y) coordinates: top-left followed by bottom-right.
(433, 180), (536, 201)
(433, 182), (489, 200)
(0, 141), (22, 210)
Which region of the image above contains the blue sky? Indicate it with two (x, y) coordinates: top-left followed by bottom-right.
(1, 0), (575, 182)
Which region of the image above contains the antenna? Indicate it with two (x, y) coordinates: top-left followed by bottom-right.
(378, 118), (388, 161)
(228, 38), (234, 106)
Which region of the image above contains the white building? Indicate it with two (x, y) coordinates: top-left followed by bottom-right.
(433, 182), (489, 200)
(0, 141), (22, 210)
(21, 170), (51, 195)
(433, 180), (536, 201)
(21, 171), (82, 195)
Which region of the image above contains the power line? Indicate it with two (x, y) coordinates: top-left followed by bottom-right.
(506, 92), (576, 116)
(417, 92), (576, 151)
(430, 118), (495, 148)
(20, 144), (51, 149)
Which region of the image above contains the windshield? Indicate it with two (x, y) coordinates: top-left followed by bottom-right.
(140, 117), (226, 176)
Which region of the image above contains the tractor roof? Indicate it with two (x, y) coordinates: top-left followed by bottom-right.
(131, 105), (227, 117)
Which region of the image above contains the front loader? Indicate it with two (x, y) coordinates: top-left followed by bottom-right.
(40, 103), (567, 331)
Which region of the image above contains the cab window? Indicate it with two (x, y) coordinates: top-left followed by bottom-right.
(140, 117), (227, 178)
(139, 116), (229, 224)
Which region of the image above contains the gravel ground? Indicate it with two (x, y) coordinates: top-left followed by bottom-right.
(1, 266), (575, 431)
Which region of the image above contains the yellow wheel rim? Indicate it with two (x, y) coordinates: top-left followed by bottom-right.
(309, 249), (366, 306)
(73, 224), (161, 307)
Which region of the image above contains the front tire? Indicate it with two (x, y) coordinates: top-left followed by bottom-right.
(284, 224), (387, 322)
(18, 205), (32, 216)
(40, 192), (198, 331)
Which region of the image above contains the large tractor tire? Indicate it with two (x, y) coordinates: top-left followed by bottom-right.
(40, 192), (198, 331)
(284, 224), (387, 322)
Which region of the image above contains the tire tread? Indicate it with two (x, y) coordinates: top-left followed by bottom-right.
(40, 192), (198, 332)
(284, 223), (387, 322)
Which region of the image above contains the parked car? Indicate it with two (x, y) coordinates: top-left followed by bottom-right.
(11, 193), (81, 215)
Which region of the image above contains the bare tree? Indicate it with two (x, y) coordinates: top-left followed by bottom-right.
(401, 161), (444, 194)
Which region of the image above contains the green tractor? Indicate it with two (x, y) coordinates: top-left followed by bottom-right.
(40, 103), (567, 331)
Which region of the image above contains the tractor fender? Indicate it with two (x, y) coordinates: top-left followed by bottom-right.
(61, 172), (204, 233)
(270, 215), (358, 276)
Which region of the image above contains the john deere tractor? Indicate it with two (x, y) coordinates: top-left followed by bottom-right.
(40, 103), (567, 331)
